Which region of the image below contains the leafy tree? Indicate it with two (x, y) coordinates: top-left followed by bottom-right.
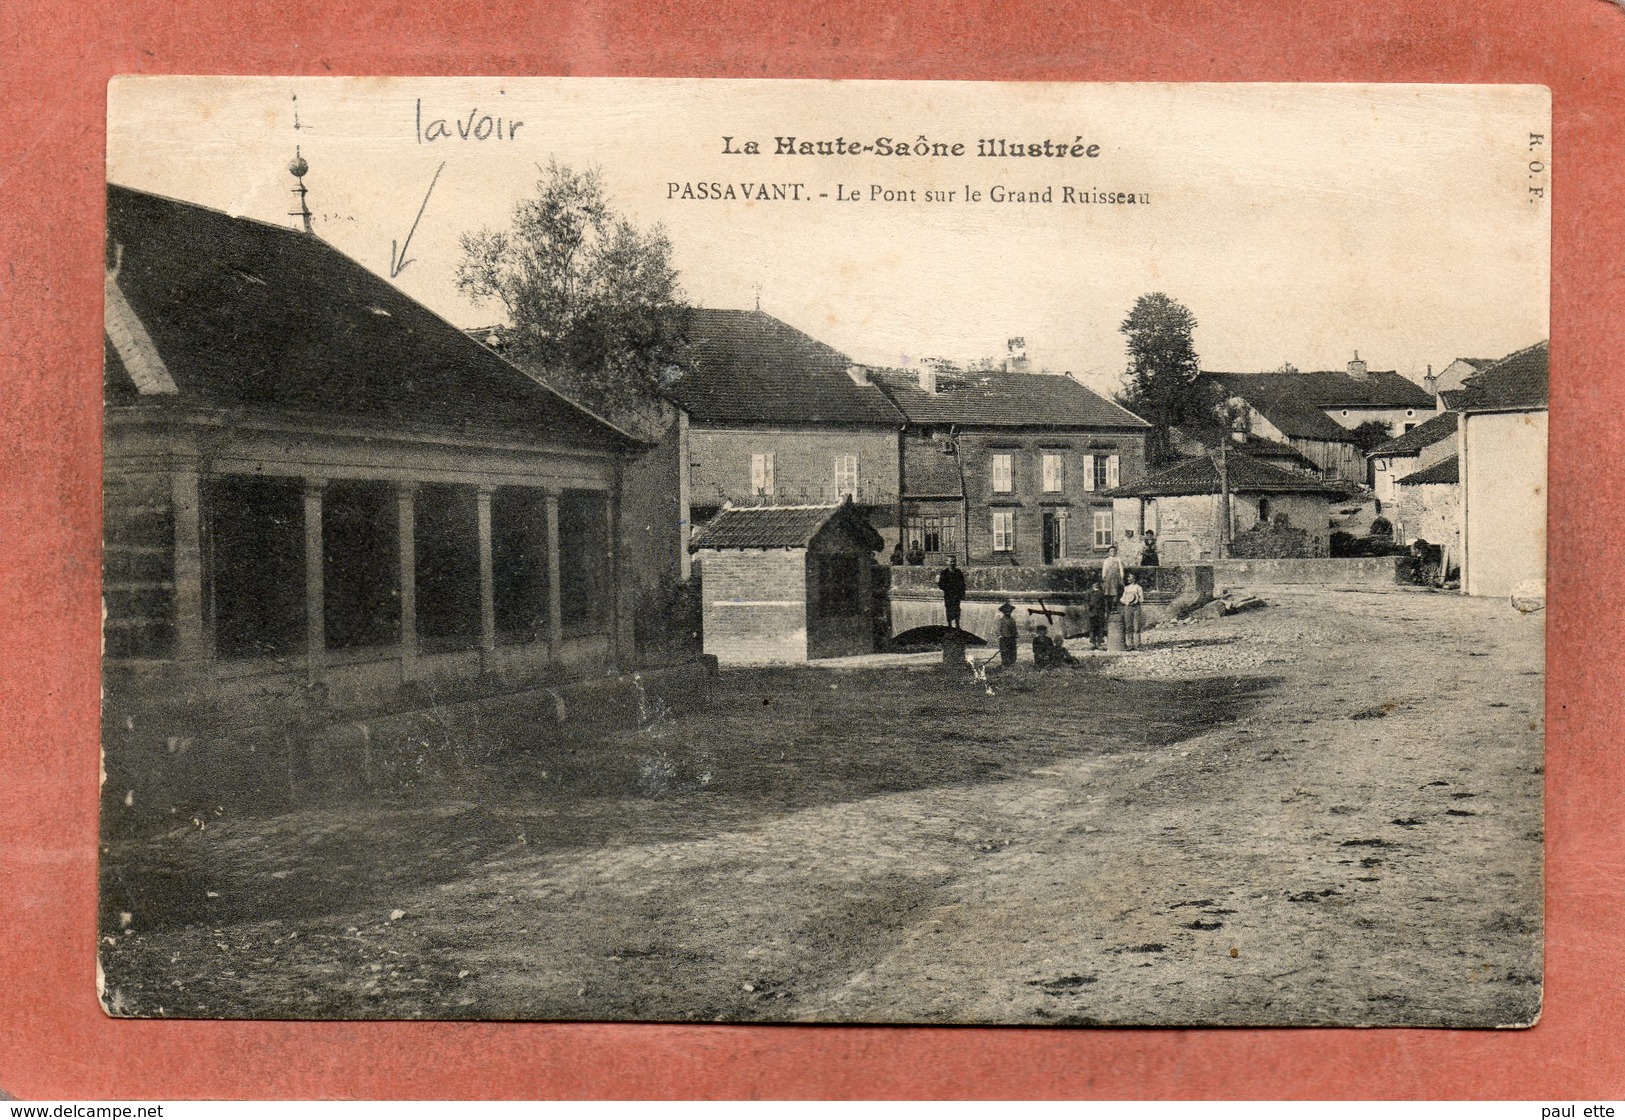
(1349, 419), (1395, 452)
(457, 159), (688, 415)
(1117, 293), (1216, 465)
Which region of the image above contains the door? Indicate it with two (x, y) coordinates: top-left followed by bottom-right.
(1042, 511), (1061, 565)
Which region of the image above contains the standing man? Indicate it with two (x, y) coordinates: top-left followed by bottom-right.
(1121, 572), (1145, 650)
(937, 555), (968, 630)
(1101, 545), (1126, 604)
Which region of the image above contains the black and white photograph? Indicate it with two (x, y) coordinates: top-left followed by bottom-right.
(98, 78), (1549, 1026)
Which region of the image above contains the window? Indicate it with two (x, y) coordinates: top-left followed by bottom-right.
(492, 487), (551, 645)
(323, 481), (400, 651)
(1092, 509), (1114, 549)
(992, 509), (1015, 552)
(1403, 423), (1416, 432)
(558, 489), (611, 634)
(906, 513), (959, 555)
(1041, 452), (1064, 492)
(991, 453), (1014, 493)
(750, 452), (775, 498)
(207, 475), (306, 659)
(1257, 497), (1273, 526)
(834, 453), (859, 499)
(1084, 454), (1119, 491)
(415, 483), (482, 652)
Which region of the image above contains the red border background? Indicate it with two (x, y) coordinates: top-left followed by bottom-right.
(1, 0), (1619, 1100)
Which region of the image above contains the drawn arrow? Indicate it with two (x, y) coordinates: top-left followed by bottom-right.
(389, 161), (446, 279)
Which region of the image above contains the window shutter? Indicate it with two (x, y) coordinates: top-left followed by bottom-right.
(1107, 455), (1120, 488)
(1083, 454), (1096, 491)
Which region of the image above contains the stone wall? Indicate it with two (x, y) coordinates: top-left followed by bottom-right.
(695, 547), (809, 665)
(1208, 556), (1406, 587)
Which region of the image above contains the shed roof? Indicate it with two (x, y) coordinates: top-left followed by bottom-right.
(1367, 410), (1458, 457)
(1397, 454), (1460, 486)
(104, 184), (636, 446)
(1105, 452), (1347, 498)
(689, 501), (884, 552)
(870, 368), (1149, 430)
(1453, 341), (1548, 413)
(665, 308), (905, 427)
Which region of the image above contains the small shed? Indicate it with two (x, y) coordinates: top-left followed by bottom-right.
(690, 500), (884, 664)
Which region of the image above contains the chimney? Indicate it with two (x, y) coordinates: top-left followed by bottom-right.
(1347, 351), (1369, 381)
(1005, 336), (1030, 373)
(1422, 362), (1438, 395)
(917, 362), (938, 395)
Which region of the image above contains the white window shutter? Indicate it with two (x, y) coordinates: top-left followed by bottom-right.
(1107, 454), (1120, 488)
(1083, 454), (1096, 491)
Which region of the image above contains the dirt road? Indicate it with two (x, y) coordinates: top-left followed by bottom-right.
(100, 586), (1543, 1026)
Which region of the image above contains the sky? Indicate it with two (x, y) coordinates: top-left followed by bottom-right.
(107, 78), (1550, 398)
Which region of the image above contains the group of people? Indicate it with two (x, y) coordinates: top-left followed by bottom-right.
(932, 535), (1152, 668)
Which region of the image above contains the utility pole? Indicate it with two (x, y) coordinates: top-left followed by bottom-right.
(1215, 443), (1232, 559)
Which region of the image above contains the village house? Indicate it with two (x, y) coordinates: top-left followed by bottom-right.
(689, 501), (884, 665)
(667, 309), (906, 551)
(1104, 451), (1348, 561)
(1455, 340), (1548, 598)
(1366, 410), (1459, 514)
(868, 362), (1151, 567)
(1394, 454), (1461, 567)
(1425, 357), (1499, 409)
(1201, 357), (1439, 483)
(102, 181), (672, 797)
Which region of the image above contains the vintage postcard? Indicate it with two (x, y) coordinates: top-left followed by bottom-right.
(99, 78), (1548, 1026)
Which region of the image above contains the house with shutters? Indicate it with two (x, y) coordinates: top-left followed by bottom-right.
(665, 309), (906, 552)
(102, 181), (665, 800)
(1200, 357), (1439, 483)
(868, 364), (1151, 567)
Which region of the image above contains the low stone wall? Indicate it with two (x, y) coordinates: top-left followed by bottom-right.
(889, 564), (1204, 642)
(1208, 556), (1406, 587)
(102, 658), (717, 827)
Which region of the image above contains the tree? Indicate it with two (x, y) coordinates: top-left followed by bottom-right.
(457, 159), (688, 415)
(1117, 293), (1216, 465)
(1349, 419), (1395, 452)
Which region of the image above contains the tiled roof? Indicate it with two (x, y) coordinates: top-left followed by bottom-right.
(1105, 452), (1347, 498)
(1172, 423), (1322, 472)
(665, 309), (905, 427)
(870, 368), (1150, 429)
(1438, 388), (1468, 410)
(104, 185), (635, 445)
(1454, 341), (1548, 412)
(1203, 368), (1434, 441)
(689, 502), (884, 551)
(1367, 410), (1458, 457)
(1397, 454), (1460, 486)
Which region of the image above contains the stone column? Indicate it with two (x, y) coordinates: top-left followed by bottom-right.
(545, 492), (562, 660)
(303, 478), (327, 680)
(170, 468), (207, 662)
(477, 485), (496, 653)
(396, 483), (417, 675)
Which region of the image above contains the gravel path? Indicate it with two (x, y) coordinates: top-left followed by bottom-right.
(100, 586), (1544, 1026)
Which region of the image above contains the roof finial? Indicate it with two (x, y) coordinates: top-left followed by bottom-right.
(753, 281), (762, 313)
(289, 146), (314, 235)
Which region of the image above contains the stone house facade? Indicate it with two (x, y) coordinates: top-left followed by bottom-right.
(870, 365), (1151, 567)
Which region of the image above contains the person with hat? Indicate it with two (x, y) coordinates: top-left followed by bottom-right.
(1084, 580), (1108, 650)
(996, 600), (1020, 667)
(1031, 624), (1077, 668)
(1121, 571), (1146, 650)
